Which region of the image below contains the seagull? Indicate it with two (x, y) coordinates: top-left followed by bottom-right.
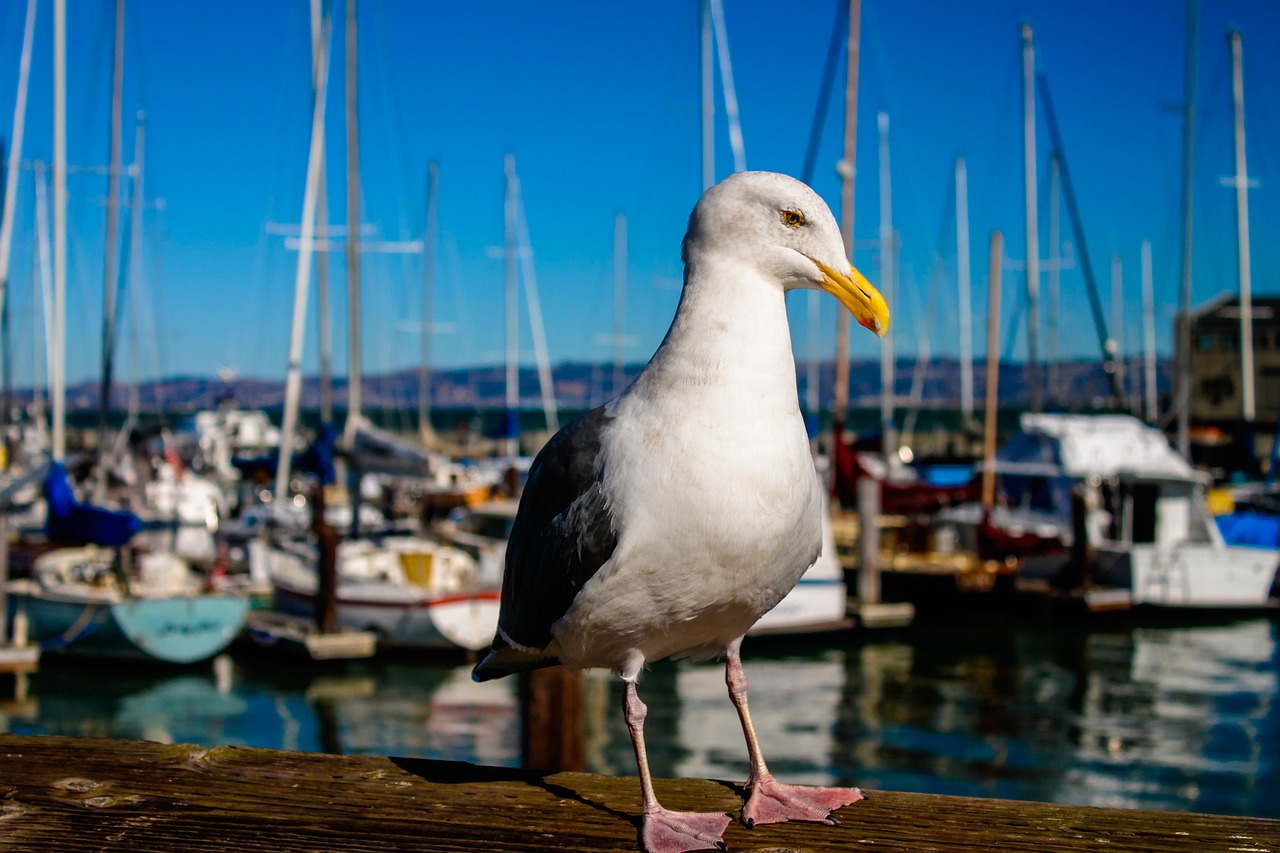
(473, 171), (889, 853)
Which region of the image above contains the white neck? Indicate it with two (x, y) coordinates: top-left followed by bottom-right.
(628, 253), (800, 414)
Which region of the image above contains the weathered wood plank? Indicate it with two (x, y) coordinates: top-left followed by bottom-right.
(0, 733), (1276, 852)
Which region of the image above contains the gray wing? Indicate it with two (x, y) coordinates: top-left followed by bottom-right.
(472, 406), (617, 680)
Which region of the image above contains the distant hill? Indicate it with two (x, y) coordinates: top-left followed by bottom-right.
(45, 356), (1171, 413)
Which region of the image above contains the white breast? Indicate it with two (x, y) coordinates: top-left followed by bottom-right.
(550, 258), (823, 677)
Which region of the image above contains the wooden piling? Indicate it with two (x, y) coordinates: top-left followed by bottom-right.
(311, 482), (338, 636)
(857, 474), (881, 605)
(521, 666), (585, 772)
(0, 734), (1274, 852)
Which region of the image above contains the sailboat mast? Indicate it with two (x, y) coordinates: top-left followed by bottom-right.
(311, 0), (332, 425)
(955, 156), (973, 422)
(1110, 251), (1126, 408)
(1141, 239), (1157, 422)
(419, 160), (437, 444)
(877, 112), (894, 457)
(317, 167), (332, 423)
(126, 112), (145, 429)
(1228, 30), (1255, 430)
(52, 0), (67, 463)
(0, 0), (36, 367)
(0, 142), (7, 429)
(274, 1), (332, 504)
(35, 162), (51, 429)
(503, 153), (519, 458)
(98, 0), (124, 465)
(701, 0), (713, 190)
(612, 211), (626, 397)
(707, 0), (744, 173)
(834, 0), (861, 442)
(982, 231), (1003, 510)
(344, 0), (362, 442)
(1047, 154), (1061, 404)
(1021, 22), (1042, 413)
(512, 176), (559, 435)
(1175, 0), (1198, 458)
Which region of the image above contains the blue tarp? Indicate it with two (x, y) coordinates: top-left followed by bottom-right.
(920, 465), (976, 488)
(232, 423), (337, 485)
(44, 461), (143, 547)
(1216, 511), (1280, 549)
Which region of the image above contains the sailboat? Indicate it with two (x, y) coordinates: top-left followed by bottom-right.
(252, 0), (499, 654)
(5, 1), (247, 664)
(8, 463), (248, 664)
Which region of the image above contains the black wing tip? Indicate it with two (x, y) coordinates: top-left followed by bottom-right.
(471, 641), (562, 682)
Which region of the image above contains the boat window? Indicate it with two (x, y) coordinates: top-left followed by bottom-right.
(1199, 376), (1235, 406)
(1129, 483), (1159, 544)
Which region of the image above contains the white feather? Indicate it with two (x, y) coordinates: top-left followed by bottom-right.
(548, 173), (848, 679)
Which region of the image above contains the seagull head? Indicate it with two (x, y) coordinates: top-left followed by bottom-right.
(683, 171), (889, 338)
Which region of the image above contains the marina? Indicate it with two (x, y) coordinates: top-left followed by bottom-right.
(1, 1), (1280, 849)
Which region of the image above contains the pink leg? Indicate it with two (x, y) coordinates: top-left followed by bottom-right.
(725, 642), (864, 828)
(624, 680), (730, 853)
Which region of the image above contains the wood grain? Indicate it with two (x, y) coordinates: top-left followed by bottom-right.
(0, 733), (1275, 852)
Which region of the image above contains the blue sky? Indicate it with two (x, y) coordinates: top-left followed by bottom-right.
(1, 0), (1278, 387)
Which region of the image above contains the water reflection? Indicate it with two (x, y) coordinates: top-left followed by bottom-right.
(585, 617), (1280, 819)
(2, 617), (1276, 819)
(2, 655), (519, 768)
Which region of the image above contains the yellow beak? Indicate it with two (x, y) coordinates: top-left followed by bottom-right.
(808, 257), (890, 338)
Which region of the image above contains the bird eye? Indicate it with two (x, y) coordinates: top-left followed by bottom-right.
(781, 209), (805, 228)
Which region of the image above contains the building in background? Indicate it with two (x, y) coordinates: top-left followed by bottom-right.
(1178, 293), (1280, 475)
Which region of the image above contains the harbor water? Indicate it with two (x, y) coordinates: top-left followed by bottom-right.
(3, 614), (1277, 820)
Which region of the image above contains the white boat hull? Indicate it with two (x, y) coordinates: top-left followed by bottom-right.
(1122, 545), (1278, 608)
(272, 580), (500, 652)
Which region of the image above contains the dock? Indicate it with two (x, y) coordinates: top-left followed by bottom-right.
(0, 734), (1275, 852)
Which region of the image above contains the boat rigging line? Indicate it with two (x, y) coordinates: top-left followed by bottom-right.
(1035, 71), (1124, 407)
